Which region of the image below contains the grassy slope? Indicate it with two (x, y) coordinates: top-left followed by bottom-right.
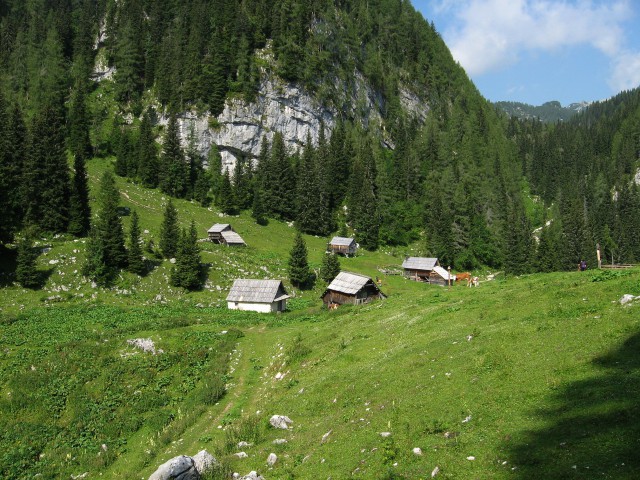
(1, 160), (639, 479)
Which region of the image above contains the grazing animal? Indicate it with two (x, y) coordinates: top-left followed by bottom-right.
(456, 272), (471, 284)
(470, 276), (479, 287)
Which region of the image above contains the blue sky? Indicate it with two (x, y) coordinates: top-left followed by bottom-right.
(410, 0), (640, 106)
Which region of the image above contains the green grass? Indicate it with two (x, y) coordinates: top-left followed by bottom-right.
(1, 160), (639, 478)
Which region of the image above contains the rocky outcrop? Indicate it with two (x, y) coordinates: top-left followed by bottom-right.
(148, 451), (218, 480)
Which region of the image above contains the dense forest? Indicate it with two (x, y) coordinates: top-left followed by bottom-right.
(0, 0), (639, 282)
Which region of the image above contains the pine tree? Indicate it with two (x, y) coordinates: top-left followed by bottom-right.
(137, 113), (159, 188)
(159, 114), (188, 197)
(82, 171), (127, 285)
(296, 133), (323, 234)
(16, 231), (40, 289)
(251, 183), (268, 226)
(67, 154), (91, 237)
(67, 79), (92, 160)
(159, 199), (180, 259)
(218, 169), (238, 215)
(171, 221), (202, 290)
(288, 231), (312, 289)
(127, 210), (146, 276)
(319, 252), (340, 284)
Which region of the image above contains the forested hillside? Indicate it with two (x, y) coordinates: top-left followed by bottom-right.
(0, 0), (638, 281)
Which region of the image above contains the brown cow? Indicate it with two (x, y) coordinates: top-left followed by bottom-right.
(456, 272), (471, 284)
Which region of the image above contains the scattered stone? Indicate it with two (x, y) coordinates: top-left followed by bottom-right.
(148, 455), (198, 480)
(237, 472), (265, 480)
(620, 294), (640, 305)
(127, 338), (163, 355)
(466, 456), (475, 461)
(444, 431), (458, 439)
(237, 441), (252, 448)
(192, 450), (218, 474)
(273, 439), (287, 445)
(274, 372), (285, 380)
(431, 466), (440, 477)
(380, 432), (392, 438)
(267, 453), (277, 466)
(234, 452), (248, 458)
(462, 415), (472, 423)
(412, 447), (423, 455)
(71, 473), (88, 480)
(270, 415), (293, 429)
(48, 259), (59, 265)
(170, 258), (177, 264)
(321, 430), (332, 444)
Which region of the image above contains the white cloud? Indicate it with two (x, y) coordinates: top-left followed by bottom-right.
(436, 0), (633, 76)
(609, 51), (640, 92)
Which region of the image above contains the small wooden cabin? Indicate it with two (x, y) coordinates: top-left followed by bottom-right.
(321, 271), (385, 306)
(208, 223), (246, 246)
(402, 257), (440, 281)
(208, 223), (232, 243)
(226, 279), (290, 313)
(429, 266), (456, 286)
(328, 236), (357, 256)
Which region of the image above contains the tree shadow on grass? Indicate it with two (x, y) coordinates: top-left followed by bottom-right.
(0, 245), (17, 287)
(509, 331), (640, 478)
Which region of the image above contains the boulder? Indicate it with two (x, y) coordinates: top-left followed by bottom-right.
(148, 455), (198, 480)
(269, 415), (293, 429)
(267, 453), (277, 467)
(192, 450), (218, 475)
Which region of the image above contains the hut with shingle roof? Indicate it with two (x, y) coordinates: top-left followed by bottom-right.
(328, 236), (357, 256)
(321, 271), (385, 307)
(207, 223), (246, 246)
(226, 279), (290, 313)
(402, 257), (440, 282)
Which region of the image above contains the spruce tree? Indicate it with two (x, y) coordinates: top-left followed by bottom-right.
(251, 183), (268, 226)
(296, 134), (323, 234)
(67, 80), (92, 160)
(137, 113), (159, 188)
(16, 231), (40, 289)
(159, 199), (180, 259)
(127, 210), (146, 276)
(67, 154), (92, 237)
(82, 171), (127, 285)
(288, 231), (312, 289)
(319, 252), (340, 284)
(218, 169), (238, 215)
(159, 114), (188, 197)
(171, 221), (202, 290)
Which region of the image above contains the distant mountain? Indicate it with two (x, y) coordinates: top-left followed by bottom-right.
(495, 100), (591, 122)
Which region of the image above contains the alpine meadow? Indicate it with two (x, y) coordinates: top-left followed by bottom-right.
(0, 1), (639, 479)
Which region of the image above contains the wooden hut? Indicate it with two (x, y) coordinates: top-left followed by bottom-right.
(328, 236), (357, 256)
(226, 279), (290, 313)
(402, 257), (440, 281)
(321, 271), (385, 306)
(220, 230), (246, 246)
(208, 223), (246, 246)
(429, 266), (456, 286)
(208, 223), (232, 243)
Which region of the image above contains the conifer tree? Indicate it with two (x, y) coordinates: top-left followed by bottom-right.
(251, 184), (268, 226)
(16, 231), (40, 289)
(159, 199), (180, 259)
(171, 221), (202, 290)
(159, 114), (188, 197)
(0, 95), (25, 243)
(67, 80), (92, 160)
(83, 171), (127, 285)
(127, 210), (146, 276)
(266, 132), (296, 220)
(67, 154), (91, 237)
(218, 169), (238, 215)
(319, 252), (340, 284)
(296, 134), (323, 234)
(288, 231), (312, 289)
(137, 113), (159, 188)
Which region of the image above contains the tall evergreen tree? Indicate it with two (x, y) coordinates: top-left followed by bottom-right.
(67, 154), (91, 237)
(159, 114), (188, 197)
(171, 221), (202, 290)
(159, 199), (180, 259)
(15, 230), (40, 289)
(137, 113), (159, 188)
(319, 251), (340, 284)
(67, 79), (92, 160)
(288, 231), (312, 289)
(82, 171), (127, 285)
(127, 210), (146, 276)
(217, 169), (238, 215)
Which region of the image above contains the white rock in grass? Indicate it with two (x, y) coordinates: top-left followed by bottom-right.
(466, 456), (475, 461)
(193, 450), (218, 474)
(238, 472), (265, 480)
(620, 294), (640, 305)
(380, 432), (392, 438)
(237, 441), (252, 448)
(235, 452), (248, 458)
(273, 439), (288, 445)
(321, 430), (332, 444)
(267, 453), (277, 466)
(412, 447), (423, 455)
(270, 415), (293, 429)
(431, 466), (440, 477)
(149, 455), (198, 480)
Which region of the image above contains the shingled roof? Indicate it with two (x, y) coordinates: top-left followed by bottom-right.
(402, 257), (439, 270)
(221, 230), (246, 245)
(330, 236), (355, 246)
(433, 266), (455, 281)
(226, 279), (289, 303)
(207, 223), (231, 233)
(326, 271), (373, 295)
